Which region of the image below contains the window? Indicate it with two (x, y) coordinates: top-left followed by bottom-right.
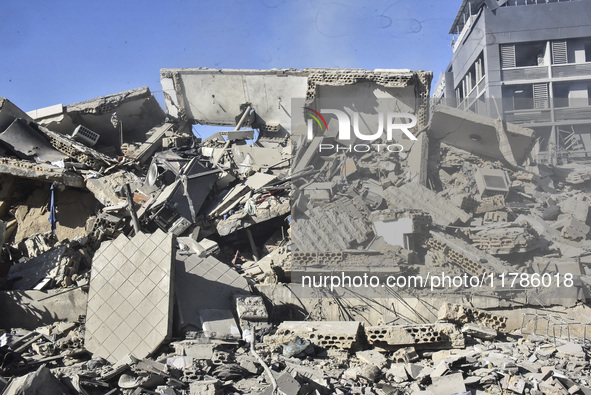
(475, 55), (485, 81)
(458, 52), (485, 101)
(554, 81), (591, 108)
(552, 40), (568, 64)
(513, 86), (533, 110)
(502, 42), (547, 68)
(503, 84), (542, 111)
(553, 38), (591, 64)
(533, 83), (549, 109)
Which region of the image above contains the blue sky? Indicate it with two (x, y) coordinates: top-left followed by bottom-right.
(0, 0), (461, 113)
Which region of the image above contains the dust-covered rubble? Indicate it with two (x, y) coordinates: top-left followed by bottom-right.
(0, 68), (590, 394)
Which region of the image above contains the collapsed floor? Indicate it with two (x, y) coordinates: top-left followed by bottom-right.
(0, 68), (590, 394)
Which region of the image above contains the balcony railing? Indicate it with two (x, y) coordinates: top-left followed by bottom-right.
(504, 109), (552, 123)
(552, 63), (591, 78)
(477, 78), (486, 94)
(554, 106), (591, 121)
(502, 66), (549, 82)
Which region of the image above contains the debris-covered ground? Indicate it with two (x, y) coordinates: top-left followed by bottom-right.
(0, 68), (590, 394)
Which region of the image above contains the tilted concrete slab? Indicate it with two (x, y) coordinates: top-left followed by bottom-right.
(0, 157), (84, 188)
(85, 230), (174, 363)
(0, 97), (34, 133)
(429, 105), (536, 166)
(174, 252), (250, 333)
(0, 119), (67, 162)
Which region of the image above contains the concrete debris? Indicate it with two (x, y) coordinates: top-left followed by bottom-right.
(384, 183), (471, 227)
(429, 104), (536, 166)
(271, 321), (363, 350)
(199, 309), (241, 340)
(467, 223), (539, 255)
(425, 231), (515, 276)
(31, 86), (166, 150)
(2, 365), (70, 395)
(0, 66), (589, 394)
(460, 323), (498, 340)
(366, 323), (465, 350)
(438, 303), (508, 331)
(429, 372), (466, 394)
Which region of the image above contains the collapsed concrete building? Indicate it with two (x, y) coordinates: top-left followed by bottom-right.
(0, 67), (590, 394)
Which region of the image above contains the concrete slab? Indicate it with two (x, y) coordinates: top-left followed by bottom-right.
(161, 68), (432, 137)
(2, 366), (70, 395)
(235, 295), (268, 323)
(0, 118), (67, 162)
(461, 323), (497, 340)
(356, 349), (388, 369)
(85, 230), (174, 363)
(0, 97), (35, 133)
(0, 288), (87, 330)
(272, 321), (363, 350)
(26, 103), (64, 120)
(557, 342), (585, 358)
(174, 252), (249, 333)
(429, 372), (466, 394)
(407, 132), (429, 185)
(7, 245), (67, 290)
(199, 309), (241, 340)
(429, 105), (536, 166)
(161, 68), (308, 129)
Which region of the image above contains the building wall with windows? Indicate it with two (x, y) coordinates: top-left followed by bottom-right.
(438, 0), (591, 162)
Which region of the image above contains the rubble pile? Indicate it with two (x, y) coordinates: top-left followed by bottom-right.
(0, 68), (590, 394)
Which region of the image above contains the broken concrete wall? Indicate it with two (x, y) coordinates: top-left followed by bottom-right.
(160, 68), (432, 140)
(256, 282), (591, 333)
(161, 68), (309, 134)
(31, 87), (166, 149)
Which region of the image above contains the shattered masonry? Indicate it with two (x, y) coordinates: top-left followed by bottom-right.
(0, 65), (589, 394)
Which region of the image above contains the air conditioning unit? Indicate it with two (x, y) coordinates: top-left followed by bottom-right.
(475, 168), (510, 199)
(71, 125), (100, 147)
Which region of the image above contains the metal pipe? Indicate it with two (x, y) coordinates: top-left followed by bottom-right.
(124, 184), (141, 236)
(213, 105), (252, 166)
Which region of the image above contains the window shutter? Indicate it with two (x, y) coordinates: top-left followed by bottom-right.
(533, 83), (549, 109)
(552, 40), (568, 64)
(501, 44), (516, 68)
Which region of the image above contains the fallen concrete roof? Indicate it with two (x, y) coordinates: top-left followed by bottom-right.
(160, 68), (432, 133)
(30, 87), (166, 148)
(429, 105), (537, 166)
